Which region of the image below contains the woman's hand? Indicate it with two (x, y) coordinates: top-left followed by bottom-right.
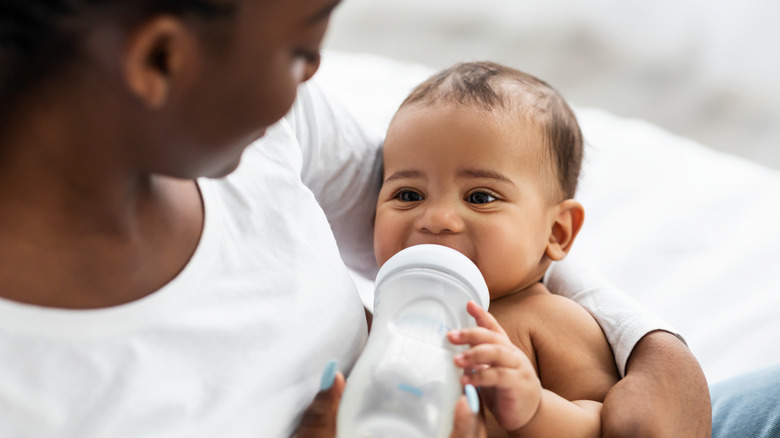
(294, 367), (346, 438)
(450, 388), (487, 438)
(447, 301), (542, 433)
(294, 361), (487, 438)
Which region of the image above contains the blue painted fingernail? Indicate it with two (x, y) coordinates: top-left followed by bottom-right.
(465, 384), (479, 413)
(320, 359), (338, 391)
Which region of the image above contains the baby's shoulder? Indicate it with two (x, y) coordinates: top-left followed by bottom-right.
(488, 285), (570, 353)
(491, 283), (587, 326)
(492, 284), (620, 400)
(490, 283), (606, 355)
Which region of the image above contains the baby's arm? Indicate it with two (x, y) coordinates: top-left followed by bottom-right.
(448, 300), (617, 438)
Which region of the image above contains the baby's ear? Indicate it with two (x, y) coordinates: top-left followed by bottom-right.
(545, 199), (585, 261)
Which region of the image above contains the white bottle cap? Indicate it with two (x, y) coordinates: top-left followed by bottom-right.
(375, 244), (490, 310)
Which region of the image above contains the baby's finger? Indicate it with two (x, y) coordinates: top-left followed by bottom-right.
(448, 326), (513, 348)
(461, 364), (538, 391)
(466, 301), (507, 336)
(454, 344), (526, 371)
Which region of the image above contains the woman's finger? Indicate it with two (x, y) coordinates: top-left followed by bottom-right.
(294, 361), (346, 438)
(450, 385), (486, 438)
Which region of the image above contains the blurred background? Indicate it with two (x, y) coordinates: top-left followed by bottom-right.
(324, 0), (780, 169)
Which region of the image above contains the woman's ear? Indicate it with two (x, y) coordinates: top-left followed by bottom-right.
(545, 199), (585, 261)
(123, 16), (199, 108)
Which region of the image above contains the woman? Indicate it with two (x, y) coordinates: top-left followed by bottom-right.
(0, 1), (712, 436)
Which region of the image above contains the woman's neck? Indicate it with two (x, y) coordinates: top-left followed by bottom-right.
(1, 90), (156, 233)
(0, 103), (204, 309)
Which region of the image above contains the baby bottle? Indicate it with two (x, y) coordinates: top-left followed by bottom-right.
(337, 244), (490, 438)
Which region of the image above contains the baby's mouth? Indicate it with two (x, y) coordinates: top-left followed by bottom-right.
(405, 240), (471, 262)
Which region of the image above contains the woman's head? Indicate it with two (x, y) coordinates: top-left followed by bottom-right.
(1, 1), (233, 116)
(0, 0), (339, 177)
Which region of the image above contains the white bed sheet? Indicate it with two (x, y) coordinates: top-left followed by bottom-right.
(316, 51), (780, 385)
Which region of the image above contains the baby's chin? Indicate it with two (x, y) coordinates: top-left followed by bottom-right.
(488, 277), (547, 301)
(484, 287), (520, 303)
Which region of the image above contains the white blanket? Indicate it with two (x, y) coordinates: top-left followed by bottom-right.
(317, 51), (780, 385)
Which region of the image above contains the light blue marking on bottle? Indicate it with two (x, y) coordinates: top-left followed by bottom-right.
(397, 383), (424, 397)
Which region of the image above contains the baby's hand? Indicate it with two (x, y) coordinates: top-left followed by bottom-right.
(447, 301), (542, 433)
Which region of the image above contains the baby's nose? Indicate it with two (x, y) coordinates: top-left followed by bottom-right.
(416, 203), (464, 234)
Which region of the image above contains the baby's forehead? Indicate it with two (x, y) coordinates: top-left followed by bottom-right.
(391, 100), (545, 145)
(394, 100), (561, 190)
(396, 97), (536, 124)
(390, 102), (549, 161)
(406, 99), (546, 142)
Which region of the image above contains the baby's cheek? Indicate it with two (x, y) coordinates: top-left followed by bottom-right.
(478, 255), (524, 299)
(373, 218), (397, 266)
(373, 235), (388, 266)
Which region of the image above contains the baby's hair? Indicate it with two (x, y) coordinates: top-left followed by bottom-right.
(400, 61), (583, 200)
(0, 0), (234, 116)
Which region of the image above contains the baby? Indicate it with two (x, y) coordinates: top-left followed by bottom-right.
(373, 61), (620, 437)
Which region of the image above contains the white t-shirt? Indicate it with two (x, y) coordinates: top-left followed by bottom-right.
(0, 82), (375, 438)
(0, 77), (674, 437)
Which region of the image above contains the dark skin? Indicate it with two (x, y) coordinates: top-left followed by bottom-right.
(0, 52), (206, 309)
(602, 331), (711, 437)
(0, 0), (330, 308)
(0, 0), (710, 436)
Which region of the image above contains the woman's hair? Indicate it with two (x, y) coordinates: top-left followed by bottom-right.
(0, 0), (233, 114)
(400, 61), (584, 200)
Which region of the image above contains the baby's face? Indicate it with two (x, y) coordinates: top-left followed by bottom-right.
(374, 103), (558, 300)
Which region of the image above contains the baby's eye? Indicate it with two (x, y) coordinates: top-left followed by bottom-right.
(395, 190), (424, 202)
(467, 191), (496, 204)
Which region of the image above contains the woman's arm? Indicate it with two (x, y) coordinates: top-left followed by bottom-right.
(544, 258), (711, 437)
(292, 79), (384, 280)
(601, 331), (711, 438)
